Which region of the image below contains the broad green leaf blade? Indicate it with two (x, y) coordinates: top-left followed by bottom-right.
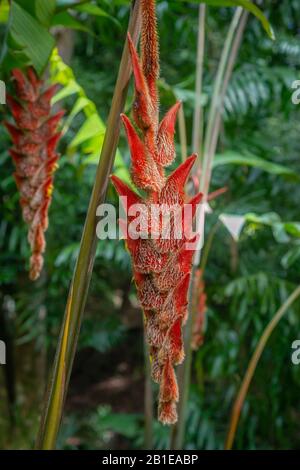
(10, 1), (55, 74)
(181, 0), (275, 40)
(14, 0), (35, 17)
(213, 151), (298, 180)
(35, 0), (56, 27)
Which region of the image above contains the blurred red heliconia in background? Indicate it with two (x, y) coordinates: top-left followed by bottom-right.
(5, 67), (63, 281)
(111, 0), (202, 424)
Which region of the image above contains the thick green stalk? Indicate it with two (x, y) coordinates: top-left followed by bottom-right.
(35, 0), (142, 449)
(225, 285), (300, 450)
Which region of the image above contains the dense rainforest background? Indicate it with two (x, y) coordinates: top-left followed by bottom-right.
(1, 0), (300, 450)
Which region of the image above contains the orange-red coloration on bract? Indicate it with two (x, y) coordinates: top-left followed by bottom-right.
(5, 67), (63, 281)
(111, 0), (202, 424)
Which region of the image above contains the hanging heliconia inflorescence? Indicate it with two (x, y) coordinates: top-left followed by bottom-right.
(5, 67), (63, 281)
(111, 0), (202, 424)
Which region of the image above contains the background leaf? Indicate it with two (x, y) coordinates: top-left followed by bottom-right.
(51, 11), (91, 32)
(213, 151), (298, 179)
(9, 1), (55, 73)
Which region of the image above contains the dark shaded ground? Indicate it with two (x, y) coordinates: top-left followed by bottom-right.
(0, 326), (146, 449)
(67, 331), (145, 414)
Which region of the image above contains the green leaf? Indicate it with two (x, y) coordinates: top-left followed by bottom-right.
(68, 113), (105, 150)
(0, 0), (10, 23)
(35, 0), (56, 27)
(51, 11), (90, 32)
(74, 3), (110, 18)
(245, 212), (281, 226)
(62, 96), (91, 133)
(92, 408), (141, 440)
(283, 223), (300, 238)
(181, 0), (275, 40)
(213, 151), (299, 179)
(74, 3), (119, 26)
(10, 1), (55, 74)
(52, 80), (81, 103)
(14, 0), (35, 17)
(55, 0), (91, 13)
(245, 213), (300, 244)
(281, 245), (300, 269)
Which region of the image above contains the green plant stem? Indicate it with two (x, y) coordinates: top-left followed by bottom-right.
(35, 0), (142, 450)
(207, 9), (248, 171)
(192, 4), (206, 163)
(178, 103), (188, 163)
(200, 6), (243, 197)
(200, 220), (221, 272)
(225, 285), (300, 450)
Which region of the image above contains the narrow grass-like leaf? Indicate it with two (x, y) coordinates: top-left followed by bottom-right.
(181, 0), (275, 40)
(225, 285), (300, 449)
(213, 151), (299, 179)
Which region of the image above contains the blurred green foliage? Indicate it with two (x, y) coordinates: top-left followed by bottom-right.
(1, 0), (300, 450)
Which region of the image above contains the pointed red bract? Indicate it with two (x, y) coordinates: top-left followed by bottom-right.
(159, 154), (197, 206)
(111, 174), (141, 208)
(121, 114), (164, 192)
(111, 0), (202, 425)
(156, 102), (181, 166)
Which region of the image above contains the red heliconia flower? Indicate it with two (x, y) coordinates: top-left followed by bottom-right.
(111, 0), (202, 424)
(5, 67), (63, 280)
